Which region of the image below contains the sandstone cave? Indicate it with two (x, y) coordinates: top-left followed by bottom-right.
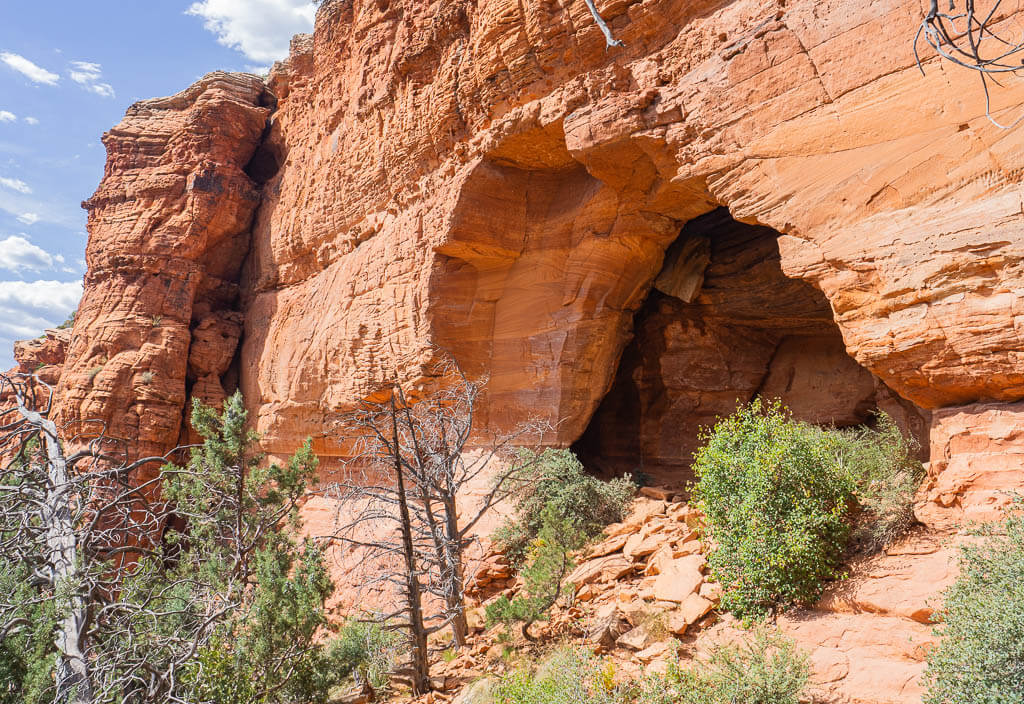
(573, 208), (929, 484)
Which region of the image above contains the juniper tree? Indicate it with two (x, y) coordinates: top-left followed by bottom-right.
(0, 375), (341, 704)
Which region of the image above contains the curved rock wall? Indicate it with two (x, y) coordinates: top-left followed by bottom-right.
(52, 0), (1024, 494)
(223, 0), (1024, 464)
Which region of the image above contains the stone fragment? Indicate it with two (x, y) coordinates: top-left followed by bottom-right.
(623, 532), (662, 562)
(653, 555), (705, 603)
(680, 593), (715, 625)
(587, 533), (629, 557)
(616, 625), (656, 652)
(636, 640), (675, 664)
(587, 604), (628, 650)
(567, 554), (633, 586)
(639, 486), (675, 501)
(699, 582), (723, 602)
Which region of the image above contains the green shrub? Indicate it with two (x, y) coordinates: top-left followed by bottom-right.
(0, 561), (56, 704)
(487, 507), (583, 639)
(493, 648), (629, 704)
(923, 500), (1024, 703)
(639, 630), (809, 704)
(693, 401), (925, 620)
(494, 449), (634, 565)
(829, 413), (925, 553)
(329, 616), (402, 692)
(692, 400), (855, 619)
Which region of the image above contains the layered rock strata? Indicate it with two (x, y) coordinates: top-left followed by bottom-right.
(56, 73), (270, 463)
(57, 0), (1024, 472)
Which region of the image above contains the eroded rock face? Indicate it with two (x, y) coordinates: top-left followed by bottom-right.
(55, 72), (270, 462)
(49, 0), (1019, 516)
(223, 0), (1024, 464)
(9, 328), (71, 387)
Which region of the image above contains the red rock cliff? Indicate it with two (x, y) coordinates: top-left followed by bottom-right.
(56, 73), (271, 463)
(35, 2), (1024, 701)
(52, 0), (1024, 525)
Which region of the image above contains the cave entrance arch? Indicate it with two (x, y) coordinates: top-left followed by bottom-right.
(572, 207), (928, 485)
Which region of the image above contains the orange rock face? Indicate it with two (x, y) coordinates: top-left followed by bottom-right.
(55, 0), (1024, 469)
(8, 328), (71, 387)
(55, 73), (270, 461)
(228, 0), (1024, 464)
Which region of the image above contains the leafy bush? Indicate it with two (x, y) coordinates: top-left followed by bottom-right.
(494, 449), (634, 565)
(692, 400), (855, 619)
(923, 500), (1024, 703)
(493, 648), (629, 704)
(828, 414), (924, 553)
(639, 630), (809, 704)
(487, 507), (583, 639)
(0, 561), (55, 704)
(330, 616), (402, 692)
(168, 393), (342, 704)
(692, 401), (925, 620)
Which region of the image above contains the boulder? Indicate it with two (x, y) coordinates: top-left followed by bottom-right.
(653, 555), (706, 603)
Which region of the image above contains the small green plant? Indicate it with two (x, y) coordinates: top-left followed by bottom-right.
(150, 314), (164, 327)
(56, 312), (75, 329)
(639, 630), (809, 704)
(487, 507), (583, 640)
(692, 400), (855, 619)
(140, 371), (154, 385)
(829, 413), (925, 553)
(923, 499), (1024, 703)
(87, 365), (104, 383)
(328, 616), (401, 693)
(493, 648), (630, 704)
(494, 449), (634, 565)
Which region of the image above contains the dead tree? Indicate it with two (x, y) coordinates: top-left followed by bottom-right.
(916, 0), (1024, 127)
(0, 377), (322, 704)
(584, 0), (625, 48)
(326, 359), (550, 691)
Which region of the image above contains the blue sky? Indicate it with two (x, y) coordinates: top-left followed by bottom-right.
(0, 0), (316, 368)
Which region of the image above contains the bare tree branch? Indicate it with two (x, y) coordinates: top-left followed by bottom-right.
(916, 0), (1024, 127)
(583, 0), (625, 48)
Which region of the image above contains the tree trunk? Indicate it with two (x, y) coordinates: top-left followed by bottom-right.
(391, 398), (431, 695)
(443, 498), (468, 647)
(17, 402), (93, 703)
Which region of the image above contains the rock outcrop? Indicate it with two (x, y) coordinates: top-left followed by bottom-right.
(7, 328), (71, 387)
(55, 73), (271, 463)
(53, 0), (1024, 471)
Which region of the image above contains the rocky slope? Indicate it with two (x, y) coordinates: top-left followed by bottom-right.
(21, 0), (1024, 701)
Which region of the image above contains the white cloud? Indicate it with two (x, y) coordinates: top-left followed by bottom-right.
(0, 177), (30, 193)
(68, 61), (102, 82)
(0, 52), (60, 85)
(187, 0), (315, 63)
(23, 117), (38, 125)
(16, 213), (39, 226)
(0, 279), (82, 367)
(0, 177), (31, 194)
(68, 61), (115, 99)
(0, 235), (53, 272)
(0, 111), (14, 123)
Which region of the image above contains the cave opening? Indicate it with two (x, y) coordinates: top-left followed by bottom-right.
(572, 207), (928, 486)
